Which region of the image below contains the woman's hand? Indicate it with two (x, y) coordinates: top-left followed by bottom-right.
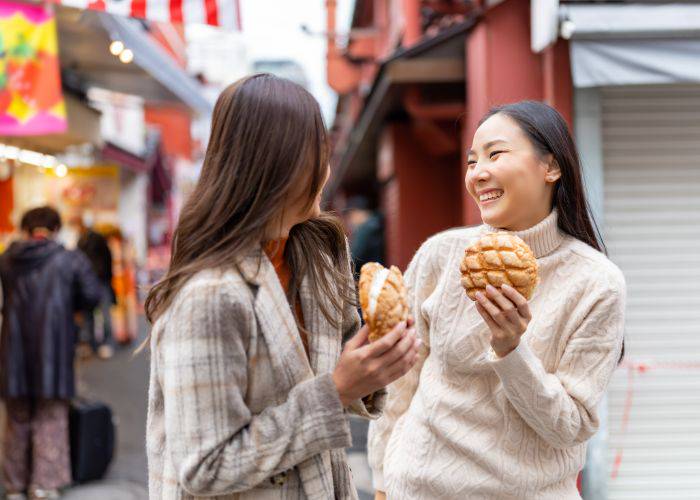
(375, 492), (387, 500)
(333, 321), (420, 407)
(475, 284), (531, 358)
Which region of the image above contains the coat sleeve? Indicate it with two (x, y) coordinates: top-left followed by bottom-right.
(489, 271), (626, 449)
(72, 250), (101, 311)
(158, 280), (352, 496)
(367, 237), (437, 491)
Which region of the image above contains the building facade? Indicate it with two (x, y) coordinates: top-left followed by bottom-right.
(327, 1), (700, 498)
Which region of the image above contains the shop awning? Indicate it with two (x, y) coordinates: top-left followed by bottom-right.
(324, 19), (475, 198)
(57, 5), (213, 115)
(101, 141), (153, 173)
(560, 5), (700, 88)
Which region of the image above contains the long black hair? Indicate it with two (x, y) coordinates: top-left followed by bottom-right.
(481, 101), (624, 361)
(480, 100), (605, 254)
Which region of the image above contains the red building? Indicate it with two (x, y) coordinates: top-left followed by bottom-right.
(326, 0), (571, 270)
(327, 2), (700, 498)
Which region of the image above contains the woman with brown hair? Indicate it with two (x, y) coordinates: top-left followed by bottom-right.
(369, 101), (626, 499)
(145, 74), (420, 499)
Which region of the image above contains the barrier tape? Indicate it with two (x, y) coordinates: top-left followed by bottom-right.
(610, 360), (700, 480)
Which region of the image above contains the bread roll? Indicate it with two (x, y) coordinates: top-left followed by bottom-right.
(460, 232), (538, 301)
(358, 262), (409, 342)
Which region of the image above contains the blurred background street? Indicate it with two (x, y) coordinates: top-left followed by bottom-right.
(1, 0), (700, 499)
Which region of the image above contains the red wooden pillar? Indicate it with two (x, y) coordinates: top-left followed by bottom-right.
(378, 123), (461, 270)
(401, 0), (422, 47)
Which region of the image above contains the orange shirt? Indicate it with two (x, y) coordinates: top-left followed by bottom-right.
(263, 239), (309, 358)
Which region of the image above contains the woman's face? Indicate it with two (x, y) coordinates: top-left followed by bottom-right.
(466, 113), (560, 231)
(271, 162), (330, 239)
(299, 161), (330, 221)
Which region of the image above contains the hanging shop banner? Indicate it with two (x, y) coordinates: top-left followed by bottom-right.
(52, 0), (239, 30)
(0, 1), (67, 135)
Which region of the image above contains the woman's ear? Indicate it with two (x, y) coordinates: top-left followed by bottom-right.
(545, 156), (561, 183)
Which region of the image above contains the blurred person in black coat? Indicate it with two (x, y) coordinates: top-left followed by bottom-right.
(345, 195), (385, 274)
(73, 215), (117, 359)
(0, 206), (100, 499)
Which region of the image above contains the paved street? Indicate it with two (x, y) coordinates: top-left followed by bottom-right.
(348, 416), (374, 500)
(64, 323), (150, 499)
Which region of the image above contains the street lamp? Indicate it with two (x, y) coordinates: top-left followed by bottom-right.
(110, 40), (125, 56)
(119, 49), (134, 64)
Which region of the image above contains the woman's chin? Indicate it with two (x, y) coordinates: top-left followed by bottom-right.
(479, 206), (510, 228)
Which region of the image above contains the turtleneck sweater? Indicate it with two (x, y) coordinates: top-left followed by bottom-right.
(367, 210), (626, 499)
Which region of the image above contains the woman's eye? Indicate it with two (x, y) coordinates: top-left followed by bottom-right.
(489, 151), (504, 159)
(467, 160), (476, 169)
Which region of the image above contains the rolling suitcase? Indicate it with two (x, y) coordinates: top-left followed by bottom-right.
(69, 399), (116, 483)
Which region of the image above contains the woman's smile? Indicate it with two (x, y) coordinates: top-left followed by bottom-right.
(477, 189), (504, 205)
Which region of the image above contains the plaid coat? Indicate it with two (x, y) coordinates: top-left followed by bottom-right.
(147, 248), (385, 499)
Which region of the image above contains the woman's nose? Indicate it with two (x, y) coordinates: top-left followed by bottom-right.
(468, 162), (491, 183)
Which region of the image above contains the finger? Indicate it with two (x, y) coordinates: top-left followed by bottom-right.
(365, 321), (407, 358)
(377, 328), (416, 366)
(345, 324), (369, 350)
(475, 292), (509, 329)
(385, 343), (419, 380)
(501, 284), (532, 320)
(407, 316), (415, 328)
(485, 285), (520, 325)
(475, 302), (500, 331)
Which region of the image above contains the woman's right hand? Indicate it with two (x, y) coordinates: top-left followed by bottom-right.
(374, 492), (387, 500)
(333, 321), (420, 407)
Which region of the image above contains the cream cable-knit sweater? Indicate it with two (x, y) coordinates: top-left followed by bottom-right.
(367, 211), (626, 499)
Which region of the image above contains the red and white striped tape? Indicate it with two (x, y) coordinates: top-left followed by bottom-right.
(610, 360), (700, 480)
(52, 0), (240, 30)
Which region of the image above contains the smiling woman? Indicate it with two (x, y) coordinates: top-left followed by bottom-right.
(368, 100), (626, 500)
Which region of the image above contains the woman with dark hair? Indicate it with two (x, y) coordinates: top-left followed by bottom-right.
(368, 101), (626, 499)
(145, 74), (420, 499)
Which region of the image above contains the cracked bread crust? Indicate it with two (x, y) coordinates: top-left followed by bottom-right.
(359, 262), (409, 342)
(460, 232), (539, 301)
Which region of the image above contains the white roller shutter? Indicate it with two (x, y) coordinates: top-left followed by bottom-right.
(603, 85), (700, 499)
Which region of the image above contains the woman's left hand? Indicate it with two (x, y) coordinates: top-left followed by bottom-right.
(474, 284), (532, 358)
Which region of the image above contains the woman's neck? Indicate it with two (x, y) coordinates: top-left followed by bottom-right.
(264, 217), (295, 241)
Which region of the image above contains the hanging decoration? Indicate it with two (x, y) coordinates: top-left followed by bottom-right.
(0, 1), (67, 136)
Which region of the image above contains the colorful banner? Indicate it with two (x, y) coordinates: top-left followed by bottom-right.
(0, 1), (66, 135)
(52, 0), (239, 31)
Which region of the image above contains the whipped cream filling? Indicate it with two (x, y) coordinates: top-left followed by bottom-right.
(368, 268), (390, 319)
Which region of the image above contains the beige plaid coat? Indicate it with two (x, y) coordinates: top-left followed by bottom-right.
(147, 248), (385, 499)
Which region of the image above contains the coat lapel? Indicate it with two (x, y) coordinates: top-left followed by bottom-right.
(237, 251), (313, 388)
(238, 250), (343, 500)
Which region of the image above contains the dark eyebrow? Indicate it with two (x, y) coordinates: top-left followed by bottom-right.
(467, 139), (508, 157)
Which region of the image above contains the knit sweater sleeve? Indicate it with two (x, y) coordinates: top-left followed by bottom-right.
(489, 269), (626, 449)
(367, 236), (439, 491)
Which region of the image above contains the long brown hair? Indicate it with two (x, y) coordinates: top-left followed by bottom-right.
(481, 101), (605, 253)
(145, 74), (354, 327)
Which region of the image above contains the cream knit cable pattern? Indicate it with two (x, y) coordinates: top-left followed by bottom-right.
(367, 211), (626, 500)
